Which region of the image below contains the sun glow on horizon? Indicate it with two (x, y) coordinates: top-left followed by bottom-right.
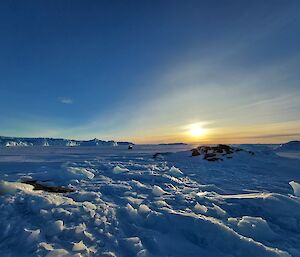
(187, 123), (207, 139)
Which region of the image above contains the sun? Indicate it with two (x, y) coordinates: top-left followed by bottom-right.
(188, 123), (206, 138)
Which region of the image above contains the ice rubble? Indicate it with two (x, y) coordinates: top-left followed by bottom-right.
(0, 145), (299, 256)
(289, 181), (300, 196)
(0, 180), (34, 194)
(26, 165), (96, 186)
(113, 165), (130, 174)
(168, 166), (183, 177)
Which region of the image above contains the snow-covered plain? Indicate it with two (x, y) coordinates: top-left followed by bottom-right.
(0, 144), (300, 257)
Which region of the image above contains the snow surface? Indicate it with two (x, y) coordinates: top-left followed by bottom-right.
(0, 144), (300, 257)
(276, 141), (300, 160)
(277, 141), (300, 151)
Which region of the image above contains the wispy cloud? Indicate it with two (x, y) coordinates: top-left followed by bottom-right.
(58, 97), (73, 104)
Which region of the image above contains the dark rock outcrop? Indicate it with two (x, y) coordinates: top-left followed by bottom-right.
(191, 149), (200, 156)
(191, 144), (254, 161)
(23, 180), (75, 193)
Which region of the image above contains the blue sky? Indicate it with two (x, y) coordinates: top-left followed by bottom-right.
(0, 0), (300, 143)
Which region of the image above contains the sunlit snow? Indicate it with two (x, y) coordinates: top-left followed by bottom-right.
(0, 143), (299, 257)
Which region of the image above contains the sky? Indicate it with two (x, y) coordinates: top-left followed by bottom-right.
(0, 0), (300, 144)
